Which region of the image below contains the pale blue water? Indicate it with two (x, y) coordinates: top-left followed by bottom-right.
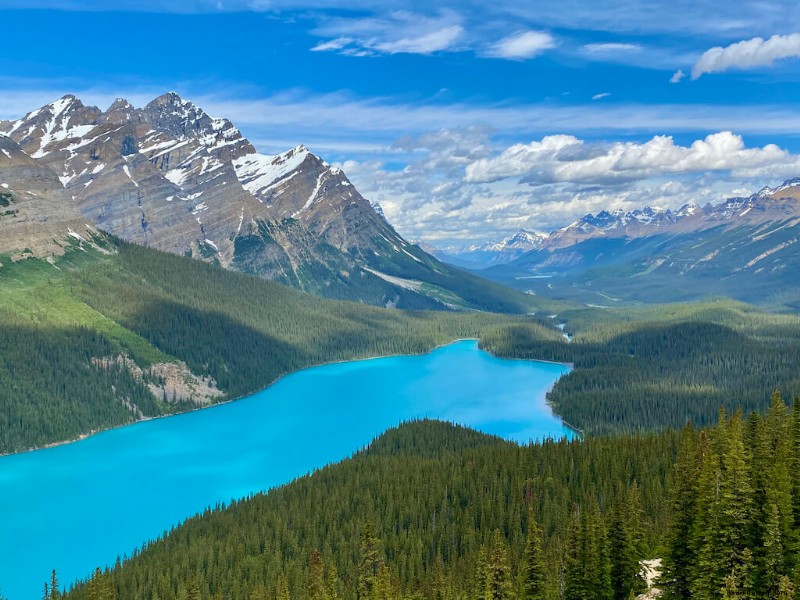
(0, 340), (572, 600)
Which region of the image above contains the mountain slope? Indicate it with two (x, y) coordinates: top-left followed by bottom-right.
(0, 94), (533, 313)
(0, 135), (100, 258)
(482, 179), (800, 308)
(0, 238), (561, 454)
(62, 420), (676, 600)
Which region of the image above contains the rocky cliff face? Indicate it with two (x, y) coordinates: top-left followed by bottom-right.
(0, 93), (532, 312)
(0, 134), (96, 258)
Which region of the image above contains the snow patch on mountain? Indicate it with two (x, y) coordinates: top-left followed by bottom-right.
(233, 146), (310, 198)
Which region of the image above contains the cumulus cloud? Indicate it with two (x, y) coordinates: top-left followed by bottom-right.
(465, 132), (800, 184)
(310, 11), (464, 56)
(485, 31), (556, 59)
(670, 70), (685, 83)
(393, 126), (493, 176)
(333, 126), (800, 245)
(6, 83), (797, 244)
(692, 33), (800, 79)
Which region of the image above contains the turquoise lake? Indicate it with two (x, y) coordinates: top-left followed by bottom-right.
(0, 340), (572, 600)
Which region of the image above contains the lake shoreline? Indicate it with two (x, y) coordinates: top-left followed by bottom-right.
(2, 340), (576, 600)
(2, 338), (575, 458)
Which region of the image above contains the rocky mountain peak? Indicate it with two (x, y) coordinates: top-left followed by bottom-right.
(139, 92), (248, 154)
(756, 177), (800, 201)
(107, 98), (133, 111)
(0, 95), (102, 160)
(505, 229), (547, 248)
(147, 91), (190, 110)
(101, 98), (141, 126)
(371, 202), (385, 217)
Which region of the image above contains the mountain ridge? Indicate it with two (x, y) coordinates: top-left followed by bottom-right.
(428, 177), (800, 267)
(477, 177), (800, 308)
(423, 228), (548, 268)
(0, 93), (533, 313)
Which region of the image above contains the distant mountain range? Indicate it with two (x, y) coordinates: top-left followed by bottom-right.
(0, 93), (532, 313)
(464, 179), (800, 309)
(422, 229), (548, 268)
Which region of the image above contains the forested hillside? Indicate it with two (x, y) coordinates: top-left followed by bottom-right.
(660, 392), (800, 599)
(0, 239), (562, 454)
(63, 420), (680, 600)
(4, 236), (800, 452)
(482, 301), (800, 434)
(58, 393), (800, 600)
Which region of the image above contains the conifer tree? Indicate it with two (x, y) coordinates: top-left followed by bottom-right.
(777, 575), (794, 599)
(693, 412), (754, 599)
(522, 509), (545, 600)
(608, 490), (644, 600)
(764, 391), (796, 568)
(373, 566), (398, 600)
(792, 396), (800, 528)
(564, 505), (611, 600)
(50, 570), (60, 600)
(275, 574), (290, 600)
(186, 576), (201, 600)
(590, 504), (613, 600)
(358, 524), (382, 600)
(485, 530), (513, 600)
(761, 502), (786, 599)
(691, 428), (724, 600)
(326, 563), (341, 600)
(474, 546), (488, 600)
(86, 568), (114, 600)
(662, 425), (700, 600)
(309, 550), (326, 600)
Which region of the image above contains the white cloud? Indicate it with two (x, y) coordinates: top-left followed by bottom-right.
(583, 42), (642, 53)
(592, 93), (611, 100)
(186, 91), (800, 146)
(310, 37), (353, 52)
(670, 69), (686, 83)
(465, 132), (800, 184)
(331, 127), (793, 245)
(373, 25), (464, 54)
(485, 30), (556, 59)
(692, 33), (800, 79)
(310, 10), (464, 56)
(344, 151), (772, 246)
(4, 85), (800, 244)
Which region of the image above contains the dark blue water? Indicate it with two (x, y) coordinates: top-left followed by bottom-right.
(0, 340), (572, 600)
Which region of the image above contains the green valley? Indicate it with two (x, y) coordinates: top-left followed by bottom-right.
(0, 238), (563, 454)
(4, 235), (800, 453)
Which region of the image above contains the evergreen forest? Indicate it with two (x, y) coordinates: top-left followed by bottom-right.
(57, 392), (800, 600)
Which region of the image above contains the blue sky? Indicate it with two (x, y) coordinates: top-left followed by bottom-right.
(2, 1), (800, 244)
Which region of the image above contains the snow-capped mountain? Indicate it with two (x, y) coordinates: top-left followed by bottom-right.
(545, 206), (688, 248)
(487, 229), (548, 253)
(426, 229), (548, 268)
(0, 93), (531, 313)
(483, 178), (800, 307)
